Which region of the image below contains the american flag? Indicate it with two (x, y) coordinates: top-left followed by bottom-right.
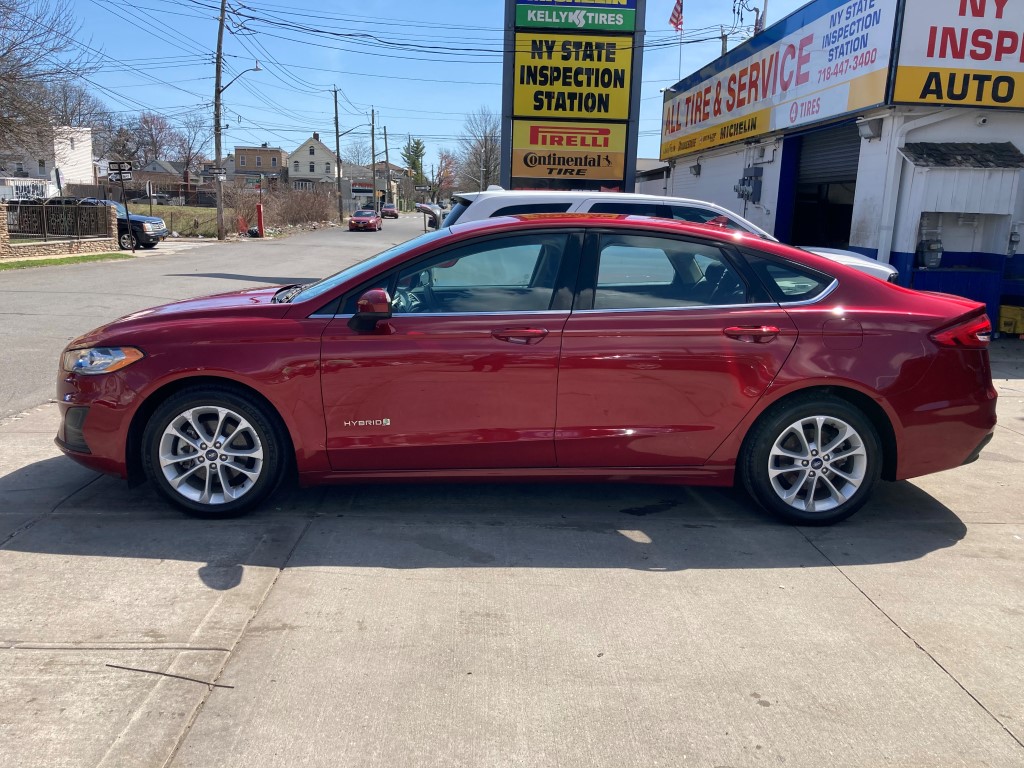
(669, 0), (683, 31)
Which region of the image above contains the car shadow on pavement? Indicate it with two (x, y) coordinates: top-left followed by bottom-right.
(0, 459), (968, 589)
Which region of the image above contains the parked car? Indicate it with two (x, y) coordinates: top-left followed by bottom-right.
(55, 213), (995, 524)
(79, 198), (169, 249)
(442, 190), (900, 282)
(381, 203), (399, 219)
(129, 193), (171, 205)
(349, 208), (382, 231)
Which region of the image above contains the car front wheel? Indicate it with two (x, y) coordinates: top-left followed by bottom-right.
(741, 395), (881, 525)
(142, 387), (287, 517)
(119, 232), (137, 250)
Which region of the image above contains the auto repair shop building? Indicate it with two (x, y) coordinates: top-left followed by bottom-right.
(655, 0), (1024, 323)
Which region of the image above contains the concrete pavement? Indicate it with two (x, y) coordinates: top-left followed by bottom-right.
(0, 342), (1022, 766)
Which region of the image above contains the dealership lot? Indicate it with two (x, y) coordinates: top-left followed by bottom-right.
(0, 222), (1022, 767)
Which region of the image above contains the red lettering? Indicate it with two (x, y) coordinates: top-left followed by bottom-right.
(796, 33), (812, 86)
(970, 28), (992, 59)
(749, 61), (761, 102)
(995, 30), (1018, 60)
(726, 73), (736, 111)
(702, 85), (711, 121)
(927, 26), (937, 56)
(736, 66), (748, 107)
(958, 0), (984, 16)
(780, 43), (796, 90)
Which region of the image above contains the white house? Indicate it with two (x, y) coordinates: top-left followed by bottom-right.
(288, 133), (338, 190)
(0, 127), (94, 190)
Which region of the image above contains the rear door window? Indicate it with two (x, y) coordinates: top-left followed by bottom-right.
(586, 202), (665, 217)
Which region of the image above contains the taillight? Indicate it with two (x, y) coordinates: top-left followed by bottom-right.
(930, 314), (991, 348)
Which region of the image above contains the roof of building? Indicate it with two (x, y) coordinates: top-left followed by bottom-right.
(901, 142), (1024, 169)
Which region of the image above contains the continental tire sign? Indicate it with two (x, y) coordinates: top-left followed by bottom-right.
(512, 121), (626, 179)
(502, 0), (644, 192)
(893, 0), (1024, 108)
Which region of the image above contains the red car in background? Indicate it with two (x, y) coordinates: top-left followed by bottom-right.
(381, 203), (399, 219)
(349, 208), (382, 231)
(55, 214), (996, 524)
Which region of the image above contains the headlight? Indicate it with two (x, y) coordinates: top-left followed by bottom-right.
(62, 346), (144, 375)
(142, 222), (156, 232)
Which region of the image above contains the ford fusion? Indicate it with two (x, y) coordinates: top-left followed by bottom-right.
(56, 214), (996, 524)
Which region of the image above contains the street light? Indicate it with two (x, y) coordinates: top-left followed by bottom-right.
(213, 8), (260, 243)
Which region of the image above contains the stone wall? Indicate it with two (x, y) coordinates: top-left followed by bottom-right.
(0, 203), (119, 260)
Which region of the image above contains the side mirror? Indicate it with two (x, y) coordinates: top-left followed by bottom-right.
(347, 288), (393, 332)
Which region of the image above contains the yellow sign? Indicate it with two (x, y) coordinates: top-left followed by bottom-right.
(893, 0), (1024, 109)
(893, 67), (1024, 109)
(513, 32), (633, 119)
(512, 120), (625, 179)
(661, 108), (772, 158)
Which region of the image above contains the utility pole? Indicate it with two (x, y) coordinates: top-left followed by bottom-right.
(370, 108), (377, 210)
(214, 0), (228, 241)
(334, 87), (343, 222)
(720, 26), (728, 56)
(383, 125), (391, 206)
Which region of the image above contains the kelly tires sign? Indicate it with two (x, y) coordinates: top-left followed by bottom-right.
(502, 0), (645, 192)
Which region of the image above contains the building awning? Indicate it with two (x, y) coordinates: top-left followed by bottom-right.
(901, 142), (1024, 169)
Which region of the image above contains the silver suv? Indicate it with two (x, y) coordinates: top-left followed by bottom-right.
(443, 189), (898, 282)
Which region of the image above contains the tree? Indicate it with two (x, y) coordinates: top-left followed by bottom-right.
(456, 106), (501, 192)
(42, 81), (111, 129)
(435, 149), (458, 203)
(171, 110), (212, 175)
(136, 112), (176, 166)
(0, 0), (99, 152)
(401, 135), (427, 185)
(341, 139), (371, 168)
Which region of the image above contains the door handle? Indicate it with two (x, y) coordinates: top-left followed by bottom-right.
(724, 325), (781, 343)
(491, 328), (549, 345)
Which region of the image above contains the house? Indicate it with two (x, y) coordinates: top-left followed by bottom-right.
(0, 127), (94, 191)
(288, 133), (338, 190)
(232, 143), (288, 182)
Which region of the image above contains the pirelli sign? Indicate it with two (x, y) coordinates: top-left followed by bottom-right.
(502, 0), (645, 192)
(512, 121), (626, 179)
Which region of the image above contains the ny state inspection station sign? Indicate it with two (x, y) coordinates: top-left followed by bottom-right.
(502, 0), (645, 192)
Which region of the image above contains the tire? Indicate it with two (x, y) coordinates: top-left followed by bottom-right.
(741, 395), (881, 525)
(119, 231), (137, 250)
(142, 387), (288, 517)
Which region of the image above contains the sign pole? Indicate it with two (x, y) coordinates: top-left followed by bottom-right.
(120, 174), (134, 254)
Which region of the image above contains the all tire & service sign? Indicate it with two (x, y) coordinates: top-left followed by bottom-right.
(661, 0), (896, 160)
(892, 0), (1024, 109)
(502, 0), (646, 191)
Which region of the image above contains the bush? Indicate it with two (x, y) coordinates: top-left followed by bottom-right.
(266, 186), (338, 226)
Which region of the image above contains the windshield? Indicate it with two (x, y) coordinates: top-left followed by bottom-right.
(290, 228), (450, 304)
(114, 202), (127, 217)
(354, 210), (375, 216)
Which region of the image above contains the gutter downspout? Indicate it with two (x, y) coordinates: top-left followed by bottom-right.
(876, 109), (961, 265)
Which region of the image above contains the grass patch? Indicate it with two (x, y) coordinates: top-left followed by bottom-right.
(0, 252), (133, 271)
(138, 204), (232, 238)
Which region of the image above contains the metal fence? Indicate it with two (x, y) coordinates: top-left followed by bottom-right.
(5, 204), (112, 242)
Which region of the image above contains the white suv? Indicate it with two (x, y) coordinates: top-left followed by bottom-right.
(443, 189), (898, 282)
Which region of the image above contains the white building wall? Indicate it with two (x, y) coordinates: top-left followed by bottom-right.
(52, 128), (93, 184)
(664, 138), (784, 235)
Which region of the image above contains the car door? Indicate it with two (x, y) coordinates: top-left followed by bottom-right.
(320, 230), (581, 471)
(555, 230), (799, 467)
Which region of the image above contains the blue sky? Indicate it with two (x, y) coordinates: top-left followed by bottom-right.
(72, 0), (810, 168)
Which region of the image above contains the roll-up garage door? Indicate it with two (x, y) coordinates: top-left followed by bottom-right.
(798, 123), (861, 184)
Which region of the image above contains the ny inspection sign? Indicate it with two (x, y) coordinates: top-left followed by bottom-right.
(502, 0), (645, 192)
(892, 0), (1024, 109)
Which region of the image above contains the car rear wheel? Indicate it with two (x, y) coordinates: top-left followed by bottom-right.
(119, 232), (137, 250)
(741, 396), (880, 525)
(142, 387), (287, 517)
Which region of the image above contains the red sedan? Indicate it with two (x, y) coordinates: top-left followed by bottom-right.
(348, 208), (382, 231)
(55, 214), (996, 524)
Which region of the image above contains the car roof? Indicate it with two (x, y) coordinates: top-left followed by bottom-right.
(444, 212), (876, 280)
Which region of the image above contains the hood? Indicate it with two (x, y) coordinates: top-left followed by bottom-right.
(123, 212), (166, 224)
(69, 286), (288, 347)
